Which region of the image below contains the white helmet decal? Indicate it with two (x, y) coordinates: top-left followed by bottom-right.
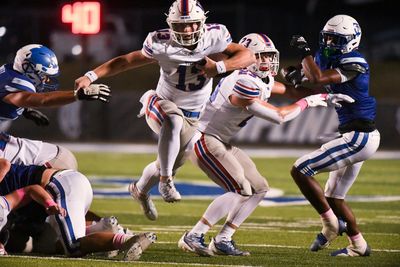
(319, 14), (362, 54)
(239, 33), (279, 78)
(166, 0), (207, 46)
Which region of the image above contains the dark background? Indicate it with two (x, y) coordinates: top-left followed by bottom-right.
(1, 0), (399, 147)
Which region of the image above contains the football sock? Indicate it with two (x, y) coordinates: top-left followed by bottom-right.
(348, 233), (367, 251)
(202, 192), (241, 225)
(320, 208), (339, 240)
(136, 161), (159, 194)
(158, 114), (183, 177)
(228, 192), (265, 227)
(112, 233), (133, 249)
(190, 219), (211, 236)
(215, 224), (236, 242)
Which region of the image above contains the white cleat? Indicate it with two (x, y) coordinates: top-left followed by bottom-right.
(122, 232), (157, 261)
(178, 231), (213, 257)
(158, 178), (181, 202)
(129, 182), (158, 220)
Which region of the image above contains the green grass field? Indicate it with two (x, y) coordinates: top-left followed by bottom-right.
(1, 152), (399, 267)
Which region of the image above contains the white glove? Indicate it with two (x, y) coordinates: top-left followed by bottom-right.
(303, 94), (328, 108)
(326, 93), (355, 108)
(74, 84), (111, 102)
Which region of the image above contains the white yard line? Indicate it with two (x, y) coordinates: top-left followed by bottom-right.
(2, 255), (260, 267)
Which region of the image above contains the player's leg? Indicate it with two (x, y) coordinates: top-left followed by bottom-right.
(292, 130), (380, 252)
(44, 144), (78, 170)
(325, 162), (371, 256)
(180, 135), (251, 256)
(128, 161), (159, 220)
(210, 147), (268, 256)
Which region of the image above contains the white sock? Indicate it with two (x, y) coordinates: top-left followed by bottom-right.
(320, 209), (339, 240)
(158, 114), (183, 177)
(348, 233), (367, 251)
(203, 192), (241, 225)
(227, 192), (265, 227)
(136, 161), (160, 194)
(190, 220), (210, 236)
(215, 224), (236, 242)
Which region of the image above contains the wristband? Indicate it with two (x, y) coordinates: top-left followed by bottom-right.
(295, 98), (308, 111)
(44, 199), (57, 208)
(84, 71), (98, 83)
(215, 61), (227, 74)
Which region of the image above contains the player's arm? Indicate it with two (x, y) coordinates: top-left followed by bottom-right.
(5, 185), (66, 216)
(198, 43), (256, 78)
(75, 50), (157, 90)
(2, 84), (111, 108)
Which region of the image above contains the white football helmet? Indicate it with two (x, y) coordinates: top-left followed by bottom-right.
(13, 44), (59, 91)
(239, 33), (279, 78)
(166, 0), (207, 46)
(319, 14), (362, 54)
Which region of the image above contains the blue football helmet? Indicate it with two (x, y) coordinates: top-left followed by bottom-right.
(13, 44), (59, 91)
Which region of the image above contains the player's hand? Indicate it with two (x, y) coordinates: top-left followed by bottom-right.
(325, 93), (355, 108)
(303, 94), (328, 108)
(46, 204), (67, 217)
(74, 84), (111, 103)
(290, 35), (312, 58)
(195, 57), (218, 78)
(280, 66), (303, 87)
(22, 108), (50, 126)
(74, 75), (92, 90)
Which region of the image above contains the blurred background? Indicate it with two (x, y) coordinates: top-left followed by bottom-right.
(1, 0), (399, 148)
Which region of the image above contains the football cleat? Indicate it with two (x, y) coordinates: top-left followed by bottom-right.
(178, 231), (213, 257)
(158, 177), (181, 202)
(310, 218), (347, 252)
(129, 182), (158, 220)
(209, 238), (250, 256)
(331, 244), (371, 257)
(122, 232), (157, 261)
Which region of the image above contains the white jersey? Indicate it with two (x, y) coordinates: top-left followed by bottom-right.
(199, 69), (274, 143)
(141, 23), (232, 112)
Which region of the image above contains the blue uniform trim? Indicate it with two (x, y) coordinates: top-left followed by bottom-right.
(46, 177), (79, 254)
(180, 108), (200, 118)
(311, 133), (369, 175)
(297, 132), (369, 176)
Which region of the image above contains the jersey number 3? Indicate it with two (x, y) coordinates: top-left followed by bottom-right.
(176, 65), (206, 91)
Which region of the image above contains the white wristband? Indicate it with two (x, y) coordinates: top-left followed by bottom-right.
(215, 61), (227, 74)
(84, 71), (98, 83)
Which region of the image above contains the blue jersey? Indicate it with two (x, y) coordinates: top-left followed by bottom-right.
(315, 50), (376, 125)
(0, 64), (36, 121)
(0, 164), (45, 195)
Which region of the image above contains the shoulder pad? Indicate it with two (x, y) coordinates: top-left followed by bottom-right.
(339, 63), (367, 74)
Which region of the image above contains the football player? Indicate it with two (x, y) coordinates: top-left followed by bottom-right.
(0, 44), (111, 170)
(288, 15), (380, 256)
(0, 158), (156, 260)
(74, 0), (255, 217)
(177, 33), (353, 256)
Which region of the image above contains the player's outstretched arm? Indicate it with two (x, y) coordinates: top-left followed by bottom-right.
(75, 50), (157, 90)
(2, 84), (111, 108)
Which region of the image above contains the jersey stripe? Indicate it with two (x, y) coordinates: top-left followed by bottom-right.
(340, 57), (367, 64)
(233, 82), (260, 99)
(11, 77), (36, 91)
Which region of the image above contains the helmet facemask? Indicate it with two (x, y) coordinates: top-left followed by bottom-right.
(249, 52), (279, 79)
(166, 0), (207, 47)
(168, 20), (205, 46)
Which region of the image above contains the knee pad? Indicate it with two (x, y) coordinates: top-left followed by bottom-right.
(240, 180), (253, 196)
(47, 146), (78, 170)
